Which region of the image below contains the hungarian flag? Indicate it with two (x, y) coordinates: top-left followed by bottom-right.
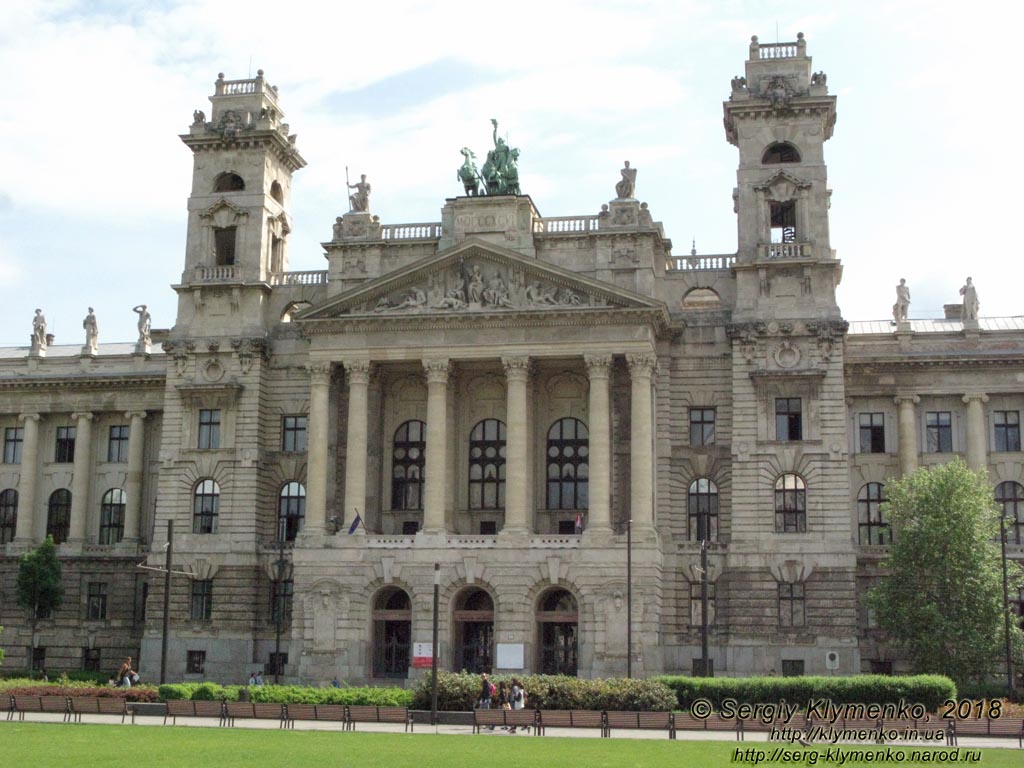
(574, 513), (583, 534)
(348, 512), (362, 534)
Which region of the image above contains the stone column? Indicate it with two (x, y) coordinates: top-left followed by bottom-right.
(894, 395), (920, 476)
(343, 360), (372, 531)
(627, 354), (656, 531)
(304, 363), (332, 536)
(963, 393), (990, 471)
(584, 355), (613, 532)
(422, 359), (450, 533)
(123, 411), (147, 543)
(14, 413), (41, 543)
(68, 412), (94, 544)
(502, 356), (531, 533)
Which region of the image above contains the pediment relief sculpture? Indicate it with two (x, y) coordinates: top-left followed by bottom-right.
(754, 170), (811, 203)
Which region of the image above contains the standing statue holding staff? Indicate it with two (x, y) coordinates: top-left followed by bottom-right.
(346, 166), (371, 212)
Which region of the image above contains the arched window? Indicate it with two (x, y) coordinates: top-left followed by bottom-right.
(0, 489), (17, 544)
(453, 588), (494, 673)
(996, 481), (1024, 545)
(192, 479), (220, 534)
(47, 489), (71, 544)
(392, 421), (425, 511)
(372, 587), (411, 679)
(681, 288), (721, 310)
(270, 180), (284, 204)
(213, 172), (245, 192)
(99, 488), (126, 545)
(537, 589), (578, 676)
(774, 474), (806, 533)
(762, 142), (801, 164)
(688, 478), (719, 541)
(858, 483), (889, 545)
(278, 482), (305, 542)
(546, 418), (589, 510)
(469, 419), (506, 510)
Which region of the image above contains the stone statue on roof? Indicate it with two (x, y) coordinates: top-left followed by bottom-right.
(893, 279), (910, 323)
(615, 161), (637, 199)
(83, 307), (99, 354)
(959, 277), (979, 321)
(32, 308), (47, 350)
(465, 120), (522, 196)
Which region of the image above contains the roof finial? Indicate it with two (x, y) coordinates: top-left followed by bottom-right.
(691, 238), (697, 257)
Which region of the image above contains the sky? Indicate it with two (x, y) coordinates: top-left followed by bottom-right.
(0, 0), (1020, 346)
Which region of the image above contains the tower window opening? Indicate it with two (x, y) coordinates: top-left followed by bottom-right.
(762, 142), (801, 164)
(270, 180), (284, 204)
(214, 227), (237, 266)
(770, 201), (796, 243)
(213, 172), (245, 192)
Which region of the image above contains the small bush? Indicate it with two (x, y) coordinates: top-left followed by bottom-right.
(654, 675), (956, 713)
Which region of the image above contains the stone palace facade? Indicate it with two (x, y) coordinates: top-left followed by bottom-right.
(1, 35), (1022, 684)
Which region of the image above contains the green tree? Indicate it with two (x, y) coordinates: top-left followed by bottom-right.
(17, 535), (64, 623)
(869, 459), (1024, 688)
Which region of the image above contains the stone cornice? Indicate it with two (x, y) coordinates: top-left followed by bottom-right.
(180, 129), (307, 172)
(845, 355), (1024, 371)
(0, 373), (165, 392)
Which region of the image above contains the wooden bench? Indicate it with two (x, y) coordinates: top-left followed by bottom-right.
(311, 704), (348, 726)
(224, 702), (287, 728)
(1, 695), (13, 722)
(67, 697), (133, 724)
(282, 703), (317, 729)
(605, 711), (676, 739)
(11, 696), (43, 721)
(163, 699), (226, 726)
(536, 709), (605, 736)
(472, 708), (506, 733)
(345, 705), (413, 732)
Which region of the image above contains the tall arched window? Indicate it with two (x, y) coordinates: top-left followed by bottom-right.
(762, 142), (801, 164)
(372, 588), (411, 679)
(688, 478), (719, 541)
(546, 418), (589, 510)
(774, 474), (806, 532)
(192, 479), (220, 534)
(0, 489), (17, 544)
(278, 482), (305, 542)
(47, 489), (71, 544)
(996, 481), (1024, 545)
(469, 419), (506, 510)
(392, 421), (426, 511)
(858, 483), (889, 545)
(99, 488), (126, 545)
(537, 589), (578, 676)
(453, 588), (494, 673)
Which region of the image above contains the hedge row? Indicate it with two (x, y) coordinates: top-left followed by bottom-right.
(0, 670), (114, 685)
(410, 671), (677, 712)
(0, 683), (157, 702)
(654, 675), (957, 713)
(157, 682), (413, 707)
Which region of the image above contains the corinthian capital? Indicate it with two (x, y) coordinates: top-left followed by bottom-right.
(307, 362), (333, 385)
(423, 359), (451, 384)
(584, 354), (613, 378)
(626, 353), (657, 378)
(344, 360), (373, 386)
(501, 356), (531, 382)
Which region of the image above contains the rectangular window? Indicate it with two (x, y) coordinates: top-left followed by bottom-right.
(691, 658), (713, 676)
(107, 425), (130, 462)
(55, 426), (76, 463)
(213, 227), (237, 266)
(190, 579), (213, 621)
(186, 650), (206, 674)
(82, 647), (101, 672)
(31, 646), (46, 672)
(769, 200), (797, 244)
(779, 583), (806, 628)
(197, 409), (221, 450)
(87, 582), (108, 621)
(869, 660), (893, 675)
(401, 520), (419, 535)
(271, 579), (293, 626)
(689, 583), (716, 627)
(925, 411), (953, 453)
(775, 398), (802, 441)
(3, 427), (23, 464)
(689, 408), (716, 447)
(858, 413), (885, 453)
(281, 416), (308, 452)
(267, 652), (288, 677)
(995, 411), (1021, 452)
(781, 659), (804, 677)
(479, 520), (497, 535)
(557, 519), (575, 535)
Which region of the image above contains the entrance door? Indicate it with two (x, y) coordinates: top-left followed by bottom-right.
(372, 588), (411, 678)
(453, 588), (494, 673)
(537, 588), (579, 676)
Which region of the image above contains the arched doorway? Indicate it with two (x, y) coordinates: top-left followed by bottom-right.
(537, 589), (578, 676)
(371, 588), (411, 679)
(453, 588), (493, 673)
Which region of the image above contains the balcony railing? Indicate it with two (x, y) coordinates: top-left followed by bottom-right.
(750, 33), (806, 60)
(765, 242), (810, 260)
(536, 216), (600, 234)
(381, 223), (442, 240)
(194, 265), (238, 282)
(269, 270), (327, 286)
(667, 254), (736, 271)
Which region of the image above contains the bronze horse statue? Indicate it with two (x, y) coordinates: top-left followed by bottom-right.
(457, 147), (481, 196)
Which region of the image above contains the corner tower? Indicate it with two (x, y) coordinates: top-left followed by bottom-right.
(175, 70), (307, 335)
(724, 33), (839, 321)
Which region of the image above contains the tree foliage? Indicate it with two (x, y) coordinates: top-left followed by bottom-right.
(868, 459), (1024, 687)
(16, 535), (64, 621)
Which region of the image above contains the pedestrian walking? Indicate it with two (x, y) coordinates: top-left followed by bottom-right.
(509, 678), (528, 733)
(497, 681), (511, 730)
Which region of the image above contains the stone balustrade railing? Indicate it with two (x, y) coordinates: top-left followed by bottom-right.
(366, 536), (415, 548)
(765, 242), (809, 260)
(531, 536), (581, 548)
(536, 216), (600, 233)
(750, 34), (806, 60)
(269, 270), (327, 286)
(666, 254), (737, 271)
(381, 223), (442, 240)
(194, 265), (238, 282)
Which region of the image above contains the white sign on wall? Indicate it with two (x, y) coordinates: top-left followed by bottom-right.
(496, 643), (524, 669)
(412, 642), (433, 668)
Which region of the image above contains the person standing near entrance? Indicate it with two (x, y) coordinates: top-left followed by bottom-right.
(478, 672), (493, 709)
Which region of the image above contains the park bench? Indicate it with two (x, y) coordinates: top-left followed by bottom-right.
(952, 717), (1024, 747)
(604, 711), (676, 739)
(1, 695), (15, 721)
(163, 699), (227, 726)
(69, 697), (133, 724)
(224, 701), (287, 728)
(471, 708), (538, 734)
(11, 696), (46, 721)
(344, 705), (413, 732)
(282, 703), (317, 728)
(535, 709), (605, 736)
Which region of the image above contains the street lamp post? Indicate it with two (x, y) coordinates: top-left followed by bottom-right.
(431, 563), (440, 726)
(999, 514), (1014, 697)
(626, 518), (632, 679)
(160, 520), (172, 685)
(700, 539), (710, 677)
(273, 523), (293, 685)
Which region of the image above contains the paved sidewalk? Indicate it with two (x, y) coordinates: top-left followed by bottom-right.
(2, 712), (1020, 750)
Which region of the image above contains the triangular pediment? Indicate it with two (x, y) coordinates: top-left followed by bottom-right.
(296, 238), (668, 324)
(199, 198), (249, 220)
(752, 170), (812, 202)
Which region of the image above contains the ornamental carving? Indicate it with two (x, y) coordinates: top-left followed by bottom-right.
(773, 341), (801, 369)
(365, 259), (594, 314)
(230, 338), (269, 374)
(162, 340), (196, 377)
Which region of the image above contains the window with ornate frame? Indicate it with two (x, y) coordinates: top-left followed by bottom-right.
(925, 411), (952, 453)
(47, 488), (71, 544)
(0, 489), (17, 544)
(687, 478), (719, 541)
(99, 488), (126, 545)
(392, 420), (425, 511)
(197, 409), (221, 450)
(857, 482), (889, 545)
(277, 482), (305, 542)
(774, 474), (806, 533)
(996, 481), (1024, 545)
(192, 480), (220, 534)
(190, 579), (213, 621)
(546, 418), (589, 510)
(778, 582), (806, 627)
(995, 411), (1021, 452)
(469, 419), (506, 510)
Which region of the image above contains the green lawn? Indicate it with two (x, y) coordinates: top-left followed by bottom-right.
(1, 723), (1020, 767)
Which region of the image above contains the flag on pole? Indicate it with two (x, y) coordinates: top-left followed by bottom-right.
(574, 512), (583, 534)
(347, 512), (362, 535)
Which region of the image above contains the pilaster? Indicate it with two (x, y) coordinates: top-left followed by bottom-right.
(422, 359), (451, 534)
(14, 413), (41, 543)
(501, 356), (531, 534)
(68, 412), (94, 544)
(894, 395), (920, 476)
